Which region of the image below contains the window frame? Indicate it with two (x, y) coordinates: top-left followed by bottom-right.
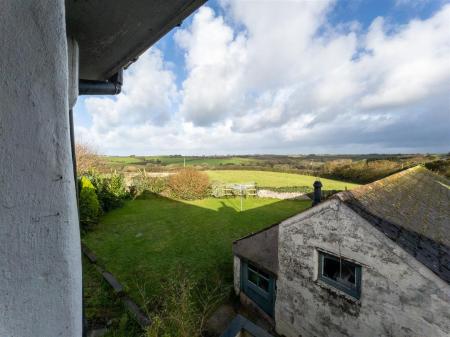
(318, 251), (362, 299)
(247, 263), (271, 294)
(240, 260), (276, 317)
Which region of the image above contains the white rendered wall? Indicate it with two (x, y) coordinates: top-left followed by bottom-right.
(275, 199), (450, 337)
(0, 1), (82, 336)
(233, 255), (241, 295)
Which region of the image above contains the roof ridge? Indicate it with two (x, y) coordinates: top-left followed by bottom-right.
(346, 165), (448, 199)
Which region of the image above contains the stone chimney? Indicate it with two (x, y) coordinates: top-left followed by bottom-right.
(312, 180), (322, 206)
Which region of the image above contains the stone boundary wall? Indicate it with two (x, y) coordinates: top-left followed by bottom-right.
(257, 189), (311, 200)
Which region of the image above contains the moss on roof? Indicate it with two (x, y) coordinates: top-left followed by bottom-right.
(338, 166), (450, 283)
(345, 166), (450, 246)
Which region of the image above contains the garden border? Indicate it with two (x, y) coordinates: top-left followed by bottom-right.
(82, 244), (151, 329)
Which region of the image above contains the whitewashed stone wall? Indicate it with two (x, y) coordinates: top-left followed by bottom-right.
(0, 1), (82, 336)
(275, 199), (450, 337)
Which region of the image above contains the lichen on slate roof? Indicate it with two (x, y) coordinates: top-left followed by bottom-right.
(344, 166), (449, 246)
(338, 166), (450, 283)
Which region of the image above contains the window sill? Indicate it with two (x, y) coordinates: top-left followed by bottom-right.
(315, 279), (361, 305)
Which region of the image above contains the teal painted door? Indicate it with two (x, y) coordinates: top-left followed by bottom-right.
(241, 261), (276, 317)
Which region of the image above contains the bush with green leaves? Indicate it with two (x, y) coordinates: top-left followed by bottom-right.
(79, 176), (100, 229)
(85, 170), (129, 212)
(130, 171), (168, 197)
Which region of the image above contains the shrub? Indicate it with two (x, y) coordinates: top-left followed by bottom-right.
(168, 169), (210, 200)
(87, 171), (129, 212)
(98, 172), (128, 211)
(79, 176), (100, 229)
(131, 171), (168, 197)
(425, 159), (450, 179)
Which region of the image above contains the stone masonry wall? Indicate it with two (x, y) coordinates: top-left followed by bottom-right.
(275, 199), (450, 337)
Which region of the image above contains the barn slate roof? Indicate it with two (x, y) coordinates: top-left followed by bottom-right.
(337, 166), (450, 284)
(233, 223), (280, 275)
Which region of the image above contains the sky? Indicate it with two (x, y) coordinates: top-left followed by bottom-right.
(74, 0), (450, 155)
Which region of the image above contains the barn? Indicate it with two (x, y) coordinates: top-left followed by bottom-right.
(233, 166), (450, 337)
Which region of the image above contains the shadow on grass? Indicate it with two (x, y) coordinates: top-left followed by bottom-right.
(82, 192), (311, 335)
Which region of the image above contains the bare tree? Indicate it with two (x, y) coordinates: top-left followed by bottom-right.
(75, 142), (99, 174)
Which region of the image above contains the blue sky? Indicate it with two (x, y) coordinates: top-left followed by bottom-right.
(74, 0), (450, 155)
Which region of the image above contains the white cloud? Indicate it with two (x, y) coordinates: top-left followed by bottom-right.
(76, 2), (450, 155)
(175, 6), (247, 126)
(84, 49), (177, 133)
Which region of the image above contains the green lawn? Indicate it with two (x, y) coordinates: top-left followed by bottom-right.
(206, 170), (359, 190)
(83, 257), (141, 336)
(83, 194), (311, 309)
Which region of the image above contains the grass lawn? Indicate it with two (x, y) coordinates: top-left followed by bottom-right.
(83, 257), (142, 336)
(83, 194), (311, 311)
(206, 170), (359, 190)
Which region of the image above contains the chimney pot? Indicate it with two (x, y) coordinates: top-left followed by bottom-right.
(312, 180), (322, 206)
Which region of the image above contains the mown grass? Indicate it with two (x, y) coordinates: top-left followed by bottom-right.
(206, 170), (359, 190)
(83, 195), (310, 313)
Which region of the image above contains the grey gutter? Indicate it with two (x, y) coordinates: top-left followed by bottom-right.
(79, 69), (123, 95)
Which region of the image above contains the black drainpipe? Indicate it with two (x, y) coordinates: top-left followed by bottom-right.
(79, 69), (123, 95)
(75, 68), (123, 336)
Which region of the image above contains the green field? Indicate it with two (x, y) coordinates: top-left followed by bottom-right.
(144, 156), (260, 166)
(102, 155), (261, 168)
(105, 156), (144, 164)
(83, 194), (310, 311)
(206, 170), (359, 190)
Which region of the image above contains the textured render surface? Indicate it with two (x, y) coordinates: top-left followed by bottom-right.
(233, 224), (279, 275)
(0, 1), (82, 336)
(234, 256), (241, 295)
(275, 199), (450, 337)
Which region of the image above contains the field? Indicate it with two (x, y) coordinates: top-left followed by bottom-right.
(102, 155), (261, 168)
(83, 194), (311, 334)
(206, 170), (359, 190)
(96, 154), (449, 184)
